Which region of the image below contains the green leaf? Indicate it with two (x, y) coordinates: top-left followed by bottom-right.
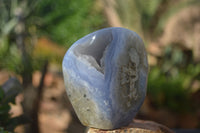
(2, 18), (17, 35)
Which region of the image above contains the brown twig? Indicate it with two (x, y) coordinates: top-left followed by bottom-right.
(149, 0), (170, 36)
(31, 60), (48, 133)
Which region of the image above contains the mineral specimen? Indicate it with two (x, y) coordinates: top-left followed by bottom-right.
(62, 27), (148, 129)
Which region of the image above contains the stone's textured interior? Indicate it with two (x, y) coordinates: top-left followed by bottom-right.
(62, 27), (148, 129)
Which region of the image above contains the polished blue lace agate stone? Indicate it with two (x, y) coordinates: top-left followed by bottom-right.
(62, 27), (148, 129)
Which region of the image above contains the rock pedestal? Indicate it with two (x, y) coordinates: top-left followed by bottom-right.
(87, 119), (174, 133)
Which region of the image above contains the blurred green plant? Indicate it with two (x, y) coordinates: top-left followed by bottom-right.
(148, 67), (190, 112)
(116, 0), (200, 39)
(114, 0), (200, 113)
(0, 0), (36, 87)
(0, 0), (105, 74)
(0, 0), (105, 131)
(147, 45), (200, 112)
(32, 0), (105, 46)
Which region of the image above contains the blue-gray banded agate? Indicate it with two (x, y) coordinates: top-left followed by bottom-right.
(62, 27), (148, 129)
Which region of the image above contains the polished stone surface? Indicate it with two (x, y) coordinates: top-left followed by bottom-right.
(62, 27), (148, 129)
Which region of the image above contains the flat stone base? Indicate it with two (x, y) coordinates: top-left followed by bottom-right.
(87, 119), (174, 133)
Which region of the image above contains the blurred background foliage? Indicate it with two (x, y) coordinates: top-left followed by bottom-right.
(0, 0), (200, 132)
(32, 0), (105, 45)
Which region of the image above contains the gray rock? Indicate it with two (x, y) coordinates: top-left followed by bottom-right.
(62, 27), (148, 129)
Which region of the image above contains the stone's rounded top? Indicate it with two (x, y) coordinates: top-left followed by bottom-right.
(62, 27), (148, 129)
